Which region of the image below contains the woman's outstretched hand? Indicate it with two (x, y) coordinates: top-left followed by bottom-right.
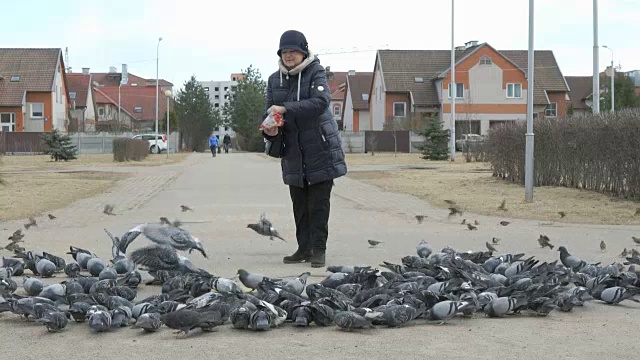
(263, 126), (278, 136)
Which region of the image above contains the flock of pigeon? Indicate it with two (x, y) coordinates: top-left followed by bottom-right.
(1, 206), (640, 338)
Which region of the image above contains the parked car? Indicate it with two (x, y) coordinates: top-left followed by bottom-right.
(455, 134), (485, 151)
(131, 134), (167, 154)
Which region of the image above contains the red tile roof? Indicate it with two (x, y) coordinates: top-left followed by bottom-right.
(96, 85), (168, 122)
(91, 72), (173, 88)
(66, 73), (91, 108)
(0, 48), (61, 106)
(327, 71), (348, 101)
(564, 76), (593, 110)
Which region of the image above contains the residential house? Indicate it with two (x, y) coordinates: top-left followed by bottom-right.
(90, 67), (174, 131)
(326, 70), (348, 129)
(342, 71), (373, 131)
(93, 86), (135, 131)
(0, 48), (70, 132)
(624, 70), (640, 96)
(67, 70), (97, 132)
(369, 42), (570, 137)
(564, 76), (595, 114)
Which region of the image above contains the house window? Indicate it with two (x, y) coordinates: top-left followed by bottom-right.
(0, 113), (16, 132)
(393, 102), (407, 117)
(215, 95), (219, 99)
(479, 56), (492, 65)
(333, 105), (341, 116)
(362, 94), (369, 101)
(10, 76), (20, 82)
(214, 103), (220, 108)
(31, 103), (44, 118)
(414, 77), (424, 83)
(545, 103), (557, 117)
(214, 87), (219, 91)
(133, 106), (143, 113)
(98, 108), (105, 116)
(69, 92), (76, 99)
(448, 83), (464, 99)
(507, 83), (522, 98)
(224, 87), (229, 91)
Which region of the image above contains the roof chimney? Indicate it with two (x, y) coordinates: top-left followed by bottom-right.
(109, 66), (117, 73)
(82, 67), (90, 75)
(465, 40), (479, 49)
(348, 70), (356, 76)
(455, 46), (466, 51)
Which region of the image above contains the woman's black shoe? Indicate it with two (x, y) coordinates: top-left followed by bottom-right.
(283, 249), (312, 264)
(310, 251), (325, 268)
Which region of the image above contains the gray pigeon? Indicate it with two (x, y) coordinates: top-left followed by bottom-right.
(484, 296), (522, 318)
(128, 245), (199, 273)
(23, 276), (44, 296)
(416, 240), (433, 258)
(133, 312), (163, 332)
(112, 257), (136, 275)
(160, 309), (220, 338)
(132, 303), (157, 320)
(89, 310), (112, 332)
(278, 272), (311, 296)
(110, 306), (132, 327)
(0, 267), (12, 280)
(426, 301), (469, 323)
(99, 267), (118, 281)
(248, 308), (272, 331)
(334, 310), (381, 331)
(230, 306), (253, 329)
(598, 286), (639, 305)
(36, 311), (69, 332)
(76, 252), (94, 270)
(379, 304), (420, 327)
(64, 263), (81, 278)
(87, 258), (107, 277)
(35, 257), (56, 278)
(557, 246), (587, 271)
(212, 277), (243, 295)
(117, 270), (142, 288)
(246, 213), (287, 242)
(38, 283), (66, 302)
(237, 269), (281, 290)
(118, 223), (207, 258)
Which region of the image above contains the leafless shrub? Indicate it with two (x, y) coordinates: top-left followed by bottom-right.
(486, 109), (640, 200)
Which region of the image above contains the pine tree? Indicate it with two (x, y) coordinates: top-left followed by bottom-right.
(224, 65), (267, 151)
(417, 116), (450, 160)
(174, 76), (215, 152)
(41, 129), (78, 161)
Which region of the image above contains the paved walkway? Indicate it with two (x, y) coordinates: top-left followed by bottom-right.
(1, 152), (638, 359)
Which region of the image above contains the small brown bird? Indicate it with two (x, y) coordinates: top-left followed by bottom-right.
(499, 221), (510, 226)
(619, 248), (629, 257)
(474, 220), (480, 226)
(368, 239), (383, 247)
(103, 204), (116, 216)
(415, 215), (426, 224)
(444, 199), (456, 205)
(632, 236), (640, 245)
(558, 211), (566, 218)
(635, 208), (640, 216)
(492, 237), (501, 244)
(497, 199), (507, 211)
(160, 217), (172, 226)
(180, 205), (194, 212)
(631, 248), (640, 258)
(600, 240), (607, 252)
(8, 229), (24, 242)
(448, 206), (463, 218)
(461, 219), (467, 225)
(47, 214), (56, 220)
(467, 223), (477, 231)
(24, 217), (37, 230)
(485, 242), (497, 252)
(537, 234), (554, 250)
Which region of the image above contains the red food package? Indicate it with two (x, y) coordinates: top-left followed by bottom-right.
(260, 112), (284, 130)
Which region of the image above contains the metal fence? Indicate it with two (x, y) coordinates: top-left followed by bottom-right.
(340, 130), (424, 153)
(0, 131), (181, 155)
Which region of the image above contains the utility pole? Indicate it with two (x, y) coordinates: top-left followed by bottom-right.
(155, 37), (162, 154)
(603, 45), (614, 112)
(524, 0), (535, 202)
(449, 0), (456, 161)
(592, 0), (600, 113)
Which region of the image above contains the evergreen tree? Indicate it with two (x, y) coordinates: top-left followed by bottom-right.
(224, 65), (267, 151)
(41, 129), (78, 161)
(417, 116), (450, 160)
(174, 76), (215, 152)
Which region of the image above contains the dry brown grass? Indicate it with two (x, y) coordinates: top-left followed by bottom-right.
(348, 161), (640, 225)
(0, 153), (189, 172)
(345, 152), (432, 166)
(0, 171), (129, 221)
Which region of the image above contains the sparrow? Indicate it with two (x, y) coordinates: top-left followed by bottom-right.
(485, 242), (497, 252)
(47, 214), (56, 220)
(497, 199), (507, 211)
(467, 224), (477, 231)
(499, 221), (510, 226)
(367, 240), (383, 247)
(558, 211), (566, 218)
(24, 217), (37, 230)
(415, 215), (426, 224)
(180, 205), (193, 212)
(619, 248), (629, 257)
(537, 234), (554, 250)
(492, 237), (501, 244)
(103, 204), (116, 216)
(600, 240), (606, 252)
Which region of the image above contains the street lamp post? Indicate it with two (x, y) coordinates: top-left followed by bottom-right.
(155, 37), (163, 154)
(524, 0), (535, 202)
(449, 0), (456, 161)
(592, 0), (600, 114)
(165, 90), (172, 158)
(603, 45), (614, 112)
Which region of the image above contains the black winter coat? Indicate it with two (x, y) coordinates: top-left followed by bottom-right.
(263, 54), (347, 188)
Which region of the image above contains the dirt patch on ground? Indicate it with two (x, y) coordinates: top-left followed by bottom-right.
(345, 152), (435, 166)
(0, 171), (129, 221)
(348, 162), (640, 225)
(0, 153), (189, 172)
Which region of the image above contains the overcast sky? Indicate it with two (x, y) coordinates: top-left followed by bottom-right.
(3, 0), (639, 91)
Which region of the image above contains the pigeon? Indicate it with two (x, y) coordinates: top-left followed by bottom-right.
(426, 301), (469, 323)
(416, 240), (433, 258)
(47, 214), (56, 220)
(557, 246), (587, 271)
(64, 263), (81, 278)
(467, 224), (477, 231)
(368, 239), (383, 247)
(118, 223), (207, 258)
(600, 240), (607, 252)
(24, 217), (37, 230)
(212, 277), (243, 295)
(499, 221), (510, 226)
(230, 305), (254, 329)
(103, 204), (116, 215)
(23, 276), (44, 296)
(278, 272), (311, 296)
(180, 205), (193, 212)
(596, 286), (640, 305)
(88, 310), (112, 332)
(484, 296), (522, 318)
(99, 267), (118, 281)
(378, 304), (420, 327)
(35, 257), (56, 278)
(247, 213), (286, 242)
(42, 252), (66, 272)
(129, 245), (200, 273)
(86, 257), (106, 277)
(485, 242), (497, 252)
(334, 310), (381, 331)
(415, 215), (426, 224)
(0, 267), (11, 280)
(133, 312), (163, 332)
(161, 309), (220, 337)
(632, 236), (640, 245)
(497, 199), (507, 211)
(237, 269), (281, 290)
(36, 311), (69, 332)
(448, 206), (463, 217)
(461, 219), (467, 225)
(474, 220), (480, 225)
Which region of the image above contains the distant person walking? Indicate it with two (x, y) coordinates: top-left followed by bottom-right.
(223, 134), (232, 153)
(209, 133), (219, 157)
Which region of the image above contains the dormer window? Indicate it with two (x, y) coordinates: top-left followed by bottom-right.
(10, 76), (20, 82)
(479, 56), (492, 65)
(414, 77), (424, 83)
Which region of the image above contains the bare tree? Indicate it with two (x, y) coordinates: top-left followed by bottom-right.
(366, 132), (379, 156)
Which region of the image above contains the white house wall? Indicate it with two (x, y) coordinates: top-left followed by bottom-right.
(370, 63), (385, 131)
(342, 86), (355, 131)
(53, 65), (67, 131)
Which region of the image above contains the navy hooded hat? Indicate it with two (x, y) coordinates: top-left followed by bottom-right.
(277, 30), (309, 57)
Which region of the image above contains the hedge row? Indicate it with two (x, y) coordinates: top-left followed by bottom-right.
(485, 109), (640, 200)
(113, 138), (149, 162)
